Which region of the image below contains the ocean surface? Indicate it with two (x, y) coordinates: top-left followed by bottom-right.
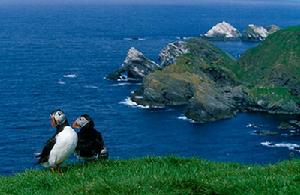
(0, 3), (300, 175)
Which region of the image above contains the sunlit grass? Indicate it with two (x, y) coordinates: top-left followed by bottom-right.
(1, 157), (300, 194)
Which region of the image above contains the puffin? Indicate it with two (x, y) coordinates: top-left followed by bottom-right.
(36, 109), (78, 172)
(72, 114), (108, 161)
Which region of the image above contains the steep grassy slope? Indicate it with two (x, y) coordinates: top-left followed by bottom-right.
(1, 157), (300, 194)
(238, 26), (300, 113)
(238, 26), (300, 89)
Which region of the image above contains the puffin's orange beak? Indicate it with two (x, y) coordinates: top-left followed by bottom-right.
(72, 120), (80, 129)
(50, 116), (56, 128)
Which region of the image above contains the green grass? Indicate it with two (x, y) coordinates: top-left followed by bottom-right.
(238, 26), (300, 86)
(250, 86), (300, 104)
(2, 157), (300, 194)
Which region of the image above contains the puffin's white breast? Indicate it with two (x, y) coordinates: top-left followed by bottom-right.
(48, 126), (78, 167)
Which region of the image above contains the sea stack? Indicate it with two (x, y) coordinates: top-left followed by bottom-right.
(242, 24), (280, 41)
(106, 47), (160, 81)
(204, 21), (241, 40)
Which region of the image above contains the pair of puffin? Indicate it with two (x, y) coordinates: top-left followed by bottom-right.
(36, 109), (107, 172)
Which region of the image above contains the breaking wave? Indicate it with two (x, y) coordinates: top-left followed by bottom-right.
(63, 74), (77, 78)
(261, 141), (300, 152)
(58, 79), (66, 85)
(84, 85), (98, 89)
(178, 115), (196, 123)
(119, 97), (150, 109)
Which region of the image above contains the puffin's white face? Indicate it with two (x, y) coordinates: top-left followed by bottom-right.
(72, 116), (89, 129)
(50, 110), (66, 127)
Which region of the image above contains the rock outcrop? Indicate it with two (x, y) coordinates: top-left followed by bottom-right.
(204, 21), (241, 40)
(265, 25), (280, 34)
(106, 47), (160, 81)
(242, 24), (280, 41)
(158, 41), (189, 67)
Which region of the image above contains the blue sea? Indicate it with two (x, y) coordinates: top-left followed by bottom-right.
(0, 3), (300, 175)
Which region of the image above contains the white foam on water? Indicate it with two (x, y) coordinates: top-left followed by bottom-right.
(111, 82), (132, 86)
(63, 74), (77, 78)
(246, 123), (254, 128)
(117, 78), (128, 82)
(111, 82), (142, 87)
(123, 37), (146, 41)
(58, 80), (66, 85)
(177, 115), (196, 123)
(119, 97), (150, 109)
(246, 123), (262, 128)
(84, 85), (98, 89)
(261, 141), (300, 152)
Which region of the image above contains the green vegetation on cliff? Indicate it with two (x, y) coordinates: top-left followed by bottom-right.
(238, 26), (300, 113)
(238, 26), (300, 87)
(1, 157), (300, 194)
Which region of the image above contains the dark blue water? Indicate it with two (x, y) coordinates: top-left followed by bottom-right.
(0, 4), (300, 175)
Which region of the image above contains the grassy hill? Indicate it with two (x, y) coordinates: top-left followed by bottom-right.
(238, 26), (300, 112)
(238, 26), (300, 88)
(1, 157), (300, 194)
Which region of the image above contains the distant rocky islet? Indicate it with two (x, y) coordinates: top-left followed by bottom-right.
(203, 21), (280, 41)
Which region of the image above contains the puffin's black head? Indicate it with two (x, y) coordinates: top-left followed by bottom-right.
(50, 109), (67, 128)
(72, 114), (95, 129)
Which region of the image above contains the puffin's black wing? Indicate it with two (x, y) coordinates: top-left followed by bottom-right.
(37, 136), (56, 164)
(94, 131), (105, 153)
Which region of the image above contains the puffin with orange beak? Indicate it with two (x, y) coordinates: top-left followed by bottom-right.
(72, 114), (108, 161)
(36, 109), (78, 172)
